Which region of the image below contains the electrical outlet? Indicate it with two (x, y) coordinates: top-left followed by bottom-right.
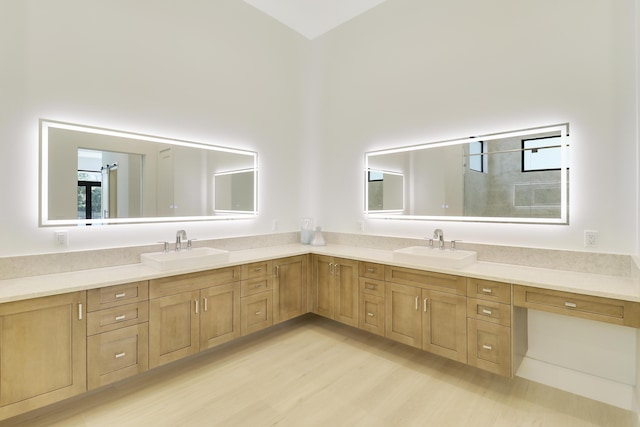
(54, 230), (68, 247)
(584, 230), (598, 248)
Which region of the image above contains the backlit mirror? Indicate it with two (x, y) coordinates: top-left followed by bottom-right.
(41, 120), (258, 226)
(365, 124), (569, 224)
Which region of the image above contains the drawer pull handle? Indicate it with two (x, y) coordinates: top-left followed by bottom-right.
(115, 315), (126, 321)
(255, 284), (262, 288)
(423, 298), (428, 312)
(367, 312), (374, 317)
(415, 296), (419, 310)
(482, 288), (493, 294)
(482, 309), (492, 315)
(367, 268), (375, 273)
(255, 311), (262, 315)
(565, 302), (577, 308)
(115, 293), (126, 299)
(482, 345), (493, 351)
(254, 267), (263, 272)
(367, 285), (375, 290)
(115, 352), (126, 359)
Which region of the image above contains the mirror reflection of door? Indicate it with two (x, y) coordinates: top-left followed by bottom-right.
(76, 149), (142, 222)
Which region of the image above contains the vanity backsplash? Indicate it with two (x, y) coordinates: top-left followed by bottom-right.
(0, 232), (635, 280)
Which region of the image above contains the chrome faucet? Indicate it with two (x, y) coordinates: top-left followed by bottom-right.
(433, 229), (445, 250)
(175, 229), (187, 252)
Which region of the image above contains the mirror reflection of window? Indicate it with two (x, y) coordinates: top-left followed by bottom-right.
(522, 135), (567, 172)
(468, 141), (484, 173)
(77, 170), (102, 221)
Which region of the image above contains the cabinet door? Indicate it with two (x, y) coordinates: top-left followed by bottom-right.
(0, 292), (86, 420)
(334, 258), (359, 327)
(200, 283), (241, 351)
(313, 255), (334, 319)
(422, 290), (467, 363)
(149, 290), (199, 368)
(274, 256), (308, 323)
(385, 283), (421, 348)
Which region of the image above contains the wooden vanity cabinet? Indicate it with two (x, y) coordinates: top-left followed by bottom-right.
(273, 255), (309, 324)
(0, 291), (86, 420)
(466, 279), (514, 377)
(148, 267), (241, 368)
(385, 266), (467, 363)
(312, 255), (359, 327)
(359, 271), (385, 336)
(241, 261), (274, 336)
(87, 281), (149, 390)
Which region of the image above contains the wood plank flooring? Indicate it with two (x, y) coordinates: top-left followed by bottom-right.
(5, 314), (634, 426)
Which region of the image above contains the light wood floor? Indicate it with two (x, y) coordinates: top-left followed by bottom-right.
(5, 314), (634, 427)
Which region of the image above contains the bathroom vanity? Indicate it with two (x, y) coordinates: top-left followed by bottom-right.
(0, 242), (638, 421)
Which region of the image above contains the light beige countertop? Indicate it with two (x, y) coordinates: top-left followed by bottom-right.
(0, 243), (638, 304)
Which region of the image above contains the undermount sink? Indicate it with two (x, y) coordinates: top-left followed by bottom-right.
(392, 246), (477, 269)
(141, 247), (229, 270)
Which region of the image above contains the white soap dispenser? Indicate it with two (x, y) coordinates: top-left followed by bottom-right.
(310, 226), (326, 246)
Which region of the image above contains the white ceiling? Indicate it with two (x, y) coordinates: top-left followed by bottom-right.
(243, 0), (388, 40)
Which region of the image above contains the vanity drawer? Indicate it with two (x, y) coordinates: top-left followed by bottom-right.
(87, 302), (149, 336)
(242, 261), (273, 280)
(150, 266), (241, 298)
(359, 277), (385, 297)
(385, 266), (466, 295)
(467, 318), (511, 377)
(87, 323), (149, 390)
(88, 281), (149, 311)
(359, 293), (385, 337)
(359, 262), (385, 281)
(241, 291), (273, 336)
(467, 279), (511, 304)
(467, 298), (510, 327)
(241, 277), (273, 297)
(513, 285), (640, 327)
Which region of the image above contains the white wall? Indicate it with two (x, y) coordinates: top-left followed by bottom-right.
(0, 0), (308, 256)
(312, 0), (638, 254)
(2, 0), (637, 256)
